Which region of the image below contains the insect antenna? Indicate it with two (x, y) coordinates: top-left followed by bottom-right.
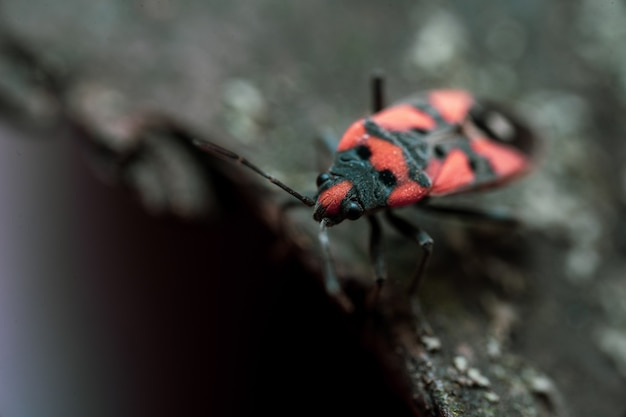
(195, 139), (315, 207)
(371, 72), (386, 113)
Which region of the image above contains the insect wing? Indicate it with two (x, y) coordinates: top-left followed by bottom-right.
(424, 95), (536, 197)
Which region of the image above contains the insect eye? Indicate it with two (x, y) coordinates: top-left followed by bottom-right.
(344, 201), (363, 220)
(316, 172), (332, 187)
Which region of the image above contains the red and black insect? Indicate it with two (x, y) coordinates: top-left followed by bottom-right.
(198, 76), (536, 298)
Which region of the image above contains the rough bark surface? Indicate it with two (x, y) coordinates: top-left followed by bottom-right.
(1, 2), (625, 416)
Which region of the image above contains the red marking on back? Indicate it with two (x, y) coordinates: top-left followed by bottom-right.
(387, 182), (429, 207)
(366, 137), (430, 207)
(471, 137), (529, 179)
(337, 105), (437, 152)
(317, 180), (352, 216)
(337, 121), (367, 151)
(368, 137), (409, 182)
(372, 104), (437, 132)
(429, 149), (475, 195)
(429, 90), (473, 124)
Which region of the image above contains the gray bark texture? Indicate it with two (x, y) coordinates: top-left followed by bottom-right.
(0, 1), (625, 416)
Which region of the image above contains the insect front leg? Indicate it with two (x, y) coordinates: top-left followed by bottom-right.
(318, 220), (340, 295)
(384, 210), (434, 295)
(318, 219), (354, 312)
(315, 130), (340, 160)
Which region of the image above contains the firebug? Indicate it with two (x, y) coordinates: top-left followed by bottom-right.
(197, 76), (536, 300)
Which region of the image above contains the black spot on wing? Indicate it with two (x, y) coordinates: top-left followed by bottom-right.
(433, 143), (450, 159)
(469, 101), (536, 158)
(435, 137), (497, 186)
(468, 154), (493, 177)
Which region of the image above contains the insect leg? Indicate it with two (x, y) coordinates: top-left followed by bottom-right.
(367, 215), (387, 289)
(319, 219), (341, 295)
(315, 130), (339, 157)
(371, 72), (386, 113)
(314, 131), (339, 172)
(419, 203), (519, 227)
(318, 219), (354, 312)
(194, 139), (315, 207)
(385, 210), (434, 295)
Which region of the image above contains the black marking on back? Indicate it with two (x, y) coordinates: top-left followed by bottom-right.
(328, 145), (396, 215)
(363, 119), (393, 141)
(409, 100), (449, 127)
(378, 169), (397, 187)
(363, 119), (429, 167)
(363, 119), (431, 186)
(355, 145), (372, 160)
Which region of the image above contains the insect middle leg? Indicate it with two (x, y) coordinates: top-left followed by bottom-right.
(318, 219), (342, 294)
(384, 210), (434, 295)
(418, 202), (519, 227)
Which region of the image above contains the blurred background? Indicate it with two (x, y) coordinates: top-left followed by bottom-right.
(1, 1), (625, 416)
